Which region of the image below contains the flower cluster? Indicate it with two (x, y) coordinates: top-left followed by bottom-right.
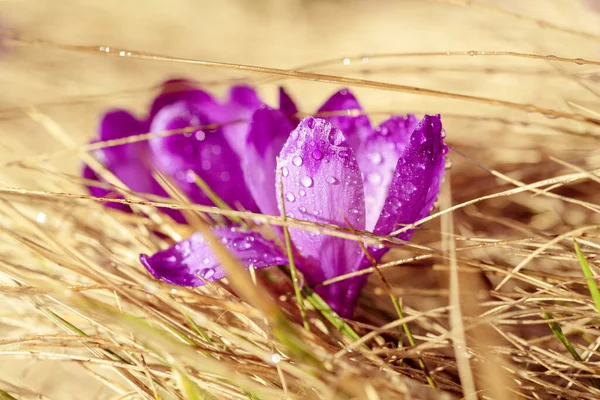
(85, 79), (447, 318)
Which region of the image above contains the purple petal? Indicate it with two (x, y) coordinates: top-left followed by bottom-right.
(83, 161), (187, 223)
(243, 108), (294, 216)
(355, 115), (419, 231)
(149, 100), (258, 212)
(373, 114), (447, 240)
(279, 87), (299, 125)
(220, 85), (264, 156)
(276, 117), (366, 316)
(96, 109), (147, 163)
(317, 89), (372, 149)
(85, 109), (188, 221)
(148, 79), (219, 123)
(140, 227), (287, 286)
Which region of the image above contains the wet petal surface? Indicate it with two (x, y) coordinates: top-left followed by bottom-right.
(373, 114), (447, 240)
(355, 115), (419, 231)
(140, 227), (288, 286)
(149, 100), (257, 212)
(276, 117), (366, 315)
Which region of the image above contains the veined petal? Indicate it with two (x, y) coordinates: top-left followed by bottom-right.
(149, 101), (258, 212)
(148, 79), (219, 123)
(140, 227), (288, 286)
(276, 117), (366, 315)
(221, 85), (264, 156)
(243, 108), (294, 216)
(356, 115), (419, 231)
(373, 114), (447, 240)
(317, 89), (372, 149)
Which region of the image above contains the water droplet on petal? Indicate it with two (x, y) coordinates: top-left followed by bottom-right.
(195, 131), (206, 141)
(292, 156), (303, 166)
(203, 268), (215, 280)
(306, 118), (315, 129)
(327, 176), (340, 185)
(299, 189), (306, 197)
(312, 149), (323, 160)
(202, 160), (211, 170)
(338, 150), (350, 159)
(299, 206), (307, 213)
(282, 167), (289, 177)
(300, 176), (313, 188)
(368, 152), (383, 165)
(440, 129), (447, 138)
(233, 237), (252, 250)
(286, 192), (296, 202)
(367, 172), (382, 185)
(202, 257), (211, 265)
(220, 171), (231, 182)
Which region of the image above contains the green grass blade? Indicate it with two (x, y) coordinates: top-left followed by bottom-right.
(573, 239), (600, 318)
(543, 311), (600, 389)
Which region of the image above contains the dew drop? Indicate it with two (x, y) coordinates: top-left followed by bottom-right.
(202, 257), (211, 265)
(36, 212), (47, 224)
(211, 145), (222, 155)
(299, 206), (307, 213)
(574, 58), (585, 65)
(195, 131), (206, 141)
(400, 181), (417, 197)
(233, 237), (252, 250)
(338, 150), (350, 159)
(368, 152), (383, 165)
(203, 268), (215, 280)
(286, 192), (296, 202)
(367, 172), (382, 185)
(299, 189), (306, 197)
(292, 156), (303, 166)
(306, 118), (315, 129)
(379, 126), (389, 136)
(202, 160), (212, 170)
(300, 176), (313, 188)
(220, 171), (231, 182)
(282, 167), (289, 177)
(327, 176), (340, 185)
(440, 129), (447, 138)
(445, 158), (453, 169)
(271, 353), (282, 364)
(312, 149), (323, 160)
(342, 57), (351, 65)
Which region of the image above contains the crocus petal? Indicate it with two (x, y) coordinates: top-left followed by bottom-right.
(317, 89), (372, 149)
(373, 114), (447, 240)
(220, 85), (264, 156)
(243, 108), (294, 216)
(149, 100), (258, 212)
(140, 227), (287, 286)
(148, 79), (219, 123)
(355, 115), (419, 231)
(85, 109), (188, 220)
(277, 117), (366, 316)
(96, 109), (147, 163)
(279, 87), (299, 125)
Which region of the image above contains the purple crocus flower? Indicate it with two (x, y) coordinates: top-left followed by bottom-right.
(83, 79), (295, 222)
(141, 88), (447, 318)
